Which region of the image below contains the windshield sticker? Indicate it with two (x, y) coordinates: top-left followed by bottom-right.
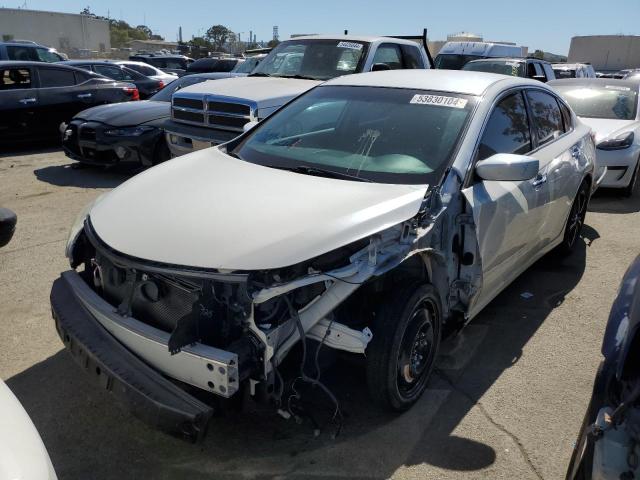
(410, 94), (468, 108)
(605, 85), (631, 91)
(337, 41), (363, 50)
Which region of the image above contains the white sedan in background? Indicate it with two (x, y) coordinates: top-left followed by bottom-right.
(113, 60), (178, 85)
(550, 79), (640, 196)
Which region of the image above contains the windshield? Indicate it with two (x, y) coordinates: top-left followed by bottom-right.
(234, 57), (261, 74)
(434, 54), (483, 70)
(553, 84), (639, 120)
(149, 75), (209, 102)
(249, 39), (368, 80)
(463, 60), (525, 77)
(230, 85), (474, 184)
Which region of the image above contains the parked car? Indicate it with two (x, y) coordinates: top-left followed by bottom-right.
(129, 53), (194, 76)
(53, 70), (595, 441)
(59, 61), (165, 99)
(552, 63), (596, 79)
(550, 78), (640, 195)
(434, 42), (524, 70)
(166, 32), (433, 156)
(186, 54), (266, 80)
(0, 379), (57, 479)
(0, 208), (17, 247)
(0, 41), (65, 62)
(61, 73), (234, 167)
(0, 61), (139, 143)
(566, 255), (640, 480)
(462, 57), (555, 82)
(112, 60), (178, 85)
(184, 57), (242, 75)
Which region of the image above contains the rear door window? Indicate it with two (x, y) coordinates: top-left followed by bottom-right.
(94, 64), (127, 80)
(400, 45), (425, 69)
(372, 43), (403, 69)
(525, 90), (564, 146)
(478, 91), (532, 160)
(6, 45), (38, 61)
(0, 68), (32, 89)
(35, 48), (63, 62)
(38, 67), (76, 87)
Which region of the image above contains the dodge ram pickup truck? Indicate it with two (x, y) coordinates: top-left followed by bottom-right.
(165, 31), (433, 156)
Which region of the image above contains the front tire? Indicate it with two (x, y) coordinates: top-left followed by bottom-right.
(366, 282), (442, 411)
(557, 180), (589, 256)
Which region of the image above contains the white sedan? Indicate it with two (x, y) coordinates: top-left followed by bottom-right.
(54, 70), (595, 439)
(550, 79), (640, 196)
(113, 60), (178, 85)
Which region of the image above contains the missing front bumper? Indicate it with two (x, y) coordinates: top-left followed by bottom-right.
(50, 273), (214, 442)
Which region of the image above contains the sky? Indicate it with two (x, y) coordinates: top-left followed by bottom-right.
(3, 0), (639, 54)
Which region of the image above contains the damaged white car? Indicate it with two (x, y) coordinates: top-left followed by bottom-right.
(52, 70), (596, 442)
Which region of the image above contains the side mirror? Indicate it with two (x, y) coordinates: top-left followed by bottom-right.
(475, 153), (539, 182)
(243, 120), (259, 133)
(532, 75), (547, 82)
(371, 63), (391, 72)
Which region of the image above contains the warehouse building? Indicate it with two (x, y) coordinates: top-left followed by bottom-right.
(0, 8), (110, 56)
(568, 35), (640, 71)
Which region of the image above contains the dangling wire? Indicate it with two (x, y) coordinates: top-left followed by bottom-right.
(283, 296), (343, 438)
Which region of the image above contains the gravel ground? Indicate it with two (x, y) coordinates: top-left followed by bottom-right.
(1, 146), (638, 480)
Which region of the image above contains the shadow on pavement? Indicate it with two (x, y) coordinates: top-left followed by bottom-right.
(6, 227), (596, 479)
(589, 186), (640, 214)
(34, 163), (135, 189)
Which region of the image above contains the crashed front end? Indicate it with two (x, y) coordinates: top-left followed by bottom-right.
(51, 190), (447, 441)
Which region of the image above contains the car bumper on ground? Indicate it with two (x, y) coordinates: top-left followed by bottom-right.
(61, 121), (161, 167)
(596, 145), (640, 188)
(164, 120), (239, 157)
(50, 270), (220, 442)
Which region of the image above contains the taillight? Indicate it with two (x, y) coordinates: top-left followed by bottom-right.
(123, 86), (140, 101)
(157, 80), (165, 90)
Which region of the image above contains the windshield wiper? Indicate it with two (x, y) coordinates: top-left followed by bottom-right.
(267, 164), (372, 182)
(248, 72), (271, 77)
(279, 74), (319, 81)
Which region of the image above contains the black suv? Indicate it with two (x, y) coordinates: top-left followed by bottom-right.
(129, 54), (193, 76)
(0, 61), (139, 142)
(0, 41), (65, 62)
(462, 57), (556, 82)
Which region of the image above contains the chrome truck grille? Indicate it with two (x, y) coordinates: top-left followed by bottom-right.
(171, 93), (256, 133)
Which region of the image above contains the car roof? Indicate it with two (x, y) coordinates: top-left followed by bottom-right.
(0, 41), (45, 47)
(467, 57), (550, 65)
(551, 63), (590, 69)
(324, 69), (539, 96)
(548, 78), (639, 90)
(0, 60), (76, 69)
(60, 60), (120, 65)
(285, 35), (421, 47)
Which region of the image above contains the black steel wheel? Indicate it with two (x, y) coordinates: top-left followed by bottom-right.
(558, 181), (589, 256)
(366, 282), (442, 411)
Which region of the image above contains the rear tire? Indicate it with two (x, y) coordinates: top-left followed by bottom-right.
(557, 180), (589, 256)
(366, 281), (442, 411)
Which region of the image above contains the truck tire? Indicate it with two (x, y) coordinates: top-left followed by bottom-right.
(366, 281), (442, 411)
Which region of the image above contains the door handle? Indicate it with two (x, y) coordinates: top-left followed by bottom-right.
(77, 93), (93, 99)
(19, 97), (36, 104)
(532, 173), (547, 188)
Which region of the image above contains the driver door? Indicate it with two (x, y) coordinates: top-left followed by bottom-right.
(461, 90), (542, 317)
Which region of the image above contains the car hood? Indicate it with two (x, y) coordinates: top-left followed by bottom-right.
(176, 76), (321, 110)
(0, 381), (57, 480)
(578, 117), (639, 143)
(74, 100), (169, 126)
(89, 148), (428, 270)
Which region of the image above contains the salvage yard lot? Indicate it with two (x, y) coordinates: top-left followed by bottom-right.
(1, 146), (639, 480)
